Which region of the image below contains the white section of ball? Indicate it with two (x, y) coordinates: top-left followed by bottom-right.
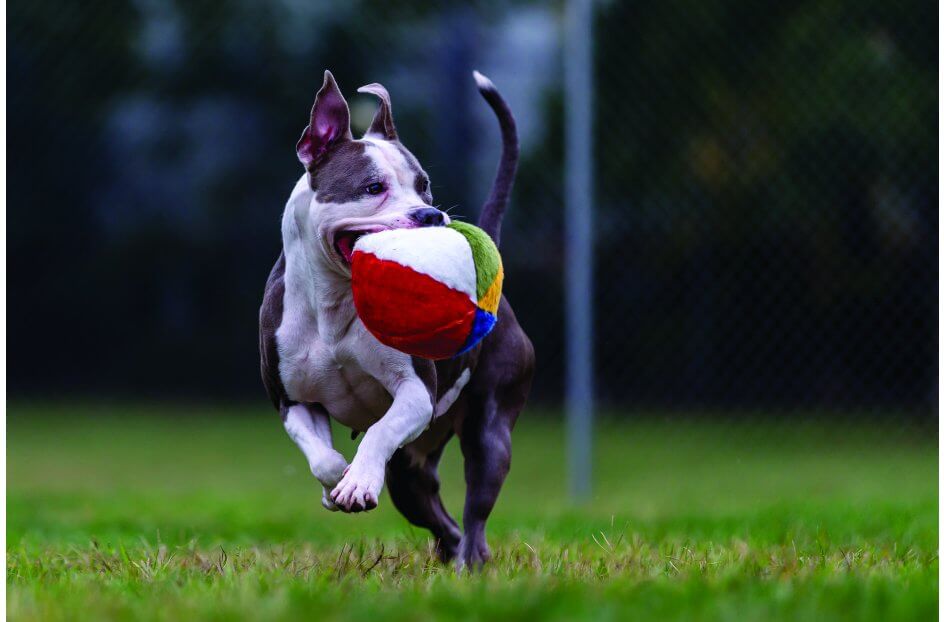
(353, 227), (478, 303)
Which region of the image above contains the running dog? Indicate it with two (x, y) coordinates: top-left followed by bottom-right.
(259, 70), (534, 569)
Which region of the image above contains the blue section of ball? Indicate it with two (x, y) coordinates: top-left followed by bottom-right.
(456, 308), (498, 356)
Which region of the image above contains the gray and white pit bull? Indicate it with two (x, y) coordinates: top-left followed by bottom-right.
(259, 70), (534, 569)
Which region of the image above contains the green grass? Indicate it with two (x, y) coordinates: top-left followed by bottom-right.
(7, 403), (938, 621)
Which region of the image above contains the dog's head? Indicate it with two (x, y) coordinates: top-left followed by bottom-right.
(294, 71), (448, 275)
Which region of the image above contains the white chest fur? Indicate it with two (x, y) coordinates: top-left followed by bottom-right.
(277, 313), (395, 430)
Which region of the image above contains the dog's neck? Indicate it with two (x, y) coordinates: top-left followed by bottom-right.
(281, 174), (356, 344)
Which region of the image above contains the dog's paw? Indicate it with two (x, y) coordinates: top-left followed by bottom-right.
(436, 535), (461, 564)
(455, 534), (491, 573)
(330, 461), (384, 513)
(321, 487), (340, 511)
(310, 450), (348, 489)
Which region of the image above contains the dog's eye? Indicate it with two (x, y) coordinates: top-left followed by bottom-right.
(365, 182), (385, 196)
(420, 178), (429, 192)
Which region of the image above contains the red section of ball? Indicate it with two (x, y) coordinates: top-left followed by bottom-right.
(351, 251), (476, 360)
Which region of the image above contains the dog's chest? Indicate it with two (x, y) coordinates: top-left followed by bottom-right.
(277, 316), (393, 430)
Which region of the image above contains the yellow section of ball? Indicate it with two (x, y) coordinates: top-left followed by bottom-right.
(477, 262), (504, 314)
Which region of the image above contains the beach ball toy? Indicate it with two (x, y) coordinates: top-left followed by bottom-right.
(351, 222), (503, 360)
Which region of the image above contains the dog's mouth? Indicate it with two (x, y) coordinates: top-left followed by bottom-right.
(333, 227), (386, 264)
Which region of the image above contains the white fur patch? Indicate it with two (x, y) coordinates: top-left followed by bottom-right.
(283, 404), (348, 490)
(473, 70), (496, 91)
(353, 227), (477, 302)
(362, 137), (424, 204)
(435, 368), (471, 418)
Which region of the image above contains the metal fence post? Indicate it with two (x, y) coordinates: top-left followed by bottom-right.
(564, 0), (594, 501)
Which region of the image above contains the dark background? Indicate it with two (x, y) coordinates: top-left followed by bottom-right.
(8, 1), (937, 417)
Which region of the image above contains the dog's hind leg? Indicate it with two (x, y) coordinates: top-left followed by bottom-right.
(455, 394), (511, 571)
(386, 426), (462, 562)
(456, 311), (534, 571)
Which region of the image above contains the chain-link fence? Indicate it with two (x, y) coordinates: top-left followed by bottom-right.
(587, 0), (937, 415)
(8, 1), (937, 423)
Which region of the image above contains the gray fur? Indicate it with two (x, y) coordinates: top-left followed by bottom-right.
(259, 251), (293, 416)
(308, 141), (378, 203)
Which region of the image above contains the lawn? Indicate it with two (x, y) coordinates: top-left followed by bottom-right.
(7, 403), (938, 621)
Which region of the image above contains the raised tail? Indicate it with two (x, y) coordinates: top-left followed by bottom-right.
(474, 70), (519, 247)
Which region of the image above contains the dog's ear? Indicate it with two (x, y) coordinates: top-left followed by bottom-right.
(357, 83), (398, 141)
(297, 70), (353, 169)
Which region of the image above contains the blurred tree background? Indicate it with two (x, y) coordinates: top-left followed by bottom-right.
(8, 1), (936, 416)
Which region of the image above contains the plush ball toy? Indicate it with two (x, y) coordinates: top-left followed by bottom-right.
(351, 222), (503, 360)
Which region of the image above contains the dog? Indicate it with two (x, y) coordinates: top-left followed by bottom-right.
(259, 70), (534, 570)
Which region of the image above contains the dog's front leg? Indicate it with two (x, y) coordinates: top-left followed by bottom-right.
(283, 403), (349, 511)
(330, 376), (433, 513)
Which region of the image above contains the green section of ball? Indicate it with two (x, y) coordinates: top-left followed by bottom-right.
(447, 221), (501, 301)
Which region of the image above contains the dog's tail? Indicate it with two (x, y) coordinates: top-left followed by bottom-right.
(474, 70), (518, 247)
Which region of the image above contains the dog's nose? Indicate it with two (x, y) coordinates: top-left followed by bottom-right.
(409, 207), (446, 227)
